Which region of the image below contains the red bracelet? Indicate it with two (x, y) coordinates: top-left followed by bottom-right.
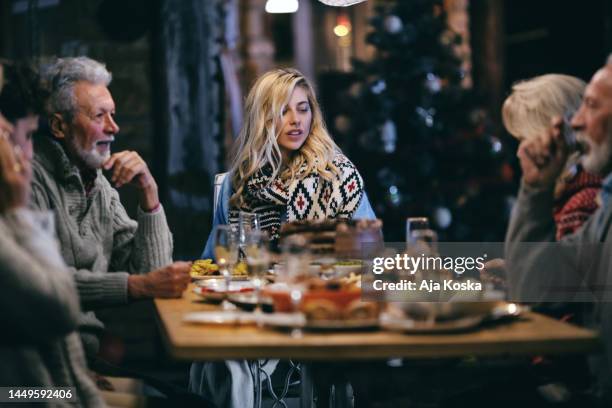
(144, 203), (161, 213)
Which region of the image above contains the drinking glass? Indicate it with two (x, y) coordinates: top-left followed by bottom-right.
(214, 225), (239, 296)
(244, 230), (270, 325)
(239, 212), (261, 260)
(406, 217), (430, 245)
(280, 235), (310, 337)
(411, 228), (438, 255)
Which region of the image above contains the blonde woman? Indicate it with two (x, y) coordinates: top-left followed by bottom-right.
(190, 68), (375, 408)
(503, 74), (601, 240)
(202, 67), (374, 257)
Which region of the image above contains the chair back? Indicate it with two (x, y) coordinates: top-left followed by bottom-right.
(213, 172), (228, 215)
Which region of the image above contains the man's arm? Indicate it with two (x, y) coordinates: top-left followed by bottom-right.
(29, 178), (186, 306)
(107, 186), (173, 273)
(505, 119), (592, 303)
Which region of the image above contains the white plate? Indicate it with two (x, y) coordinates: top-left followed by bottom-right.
(191, 274), (249, 281)
(193, 281), (254, 302)
(380, 313), (484, 333)
(260, 313), (378, 331)
(183, 311), (257, 325)
(195, 279), (254, 291)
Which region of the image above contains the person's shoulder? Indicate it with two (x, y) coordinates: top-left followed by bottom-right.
(331, 152), (362, 179)
(332, 151), (356, 169)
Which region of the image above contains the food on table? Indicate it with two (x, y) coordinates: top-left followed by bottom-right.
(233, 262), (248, 276)
(345, 300), (379, 320)
(264, 276), (380, 321)
(190, 259), (219, 276)
(334, 260), (362, 266)
(302, 299), (342, 321)
(190, 259), (248, 277)
(279, 219), (384, 257)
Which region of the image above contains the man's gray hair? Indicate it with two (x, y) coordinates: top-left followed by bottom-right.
(607, 53), (612, 66)
(44, 56), (112, 120)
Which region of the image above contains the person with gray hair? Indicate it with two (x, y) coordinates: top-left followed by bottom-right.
(503, 74), (601, 240)
(29, 56), (191, 366)
(505, 55), (612, 403)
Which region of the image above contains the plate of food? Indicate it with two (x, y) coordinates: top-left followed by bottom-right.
(379, 302), (525, 333)
(227, 293), (274, 313)
(190, 259), (249, 281)
(262, 277), (381, 331)
(193, 280), (254, 302)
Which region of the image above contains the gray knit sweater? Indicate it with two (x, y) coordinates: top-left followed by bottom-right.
(30, 136), (173, 359)
(0, 208), (105, 407)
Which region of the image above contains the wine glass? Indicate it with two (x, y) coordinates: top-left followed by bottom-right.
(280, 234), (310, 337)
(214, 225), (239, 300)
(239, 211), (260, 260)
(406, 217), (430, 245)
(244, 229), (270, 325)
(411, 228), (438, 255)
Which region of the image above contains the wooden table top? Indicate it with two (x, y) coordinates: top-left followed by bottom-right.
(154, 284), (601, 361)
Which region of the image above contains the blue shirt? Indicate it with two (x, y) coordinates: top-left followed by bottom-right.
(598, 173), (612, 210)
(200, 174), (377, 258)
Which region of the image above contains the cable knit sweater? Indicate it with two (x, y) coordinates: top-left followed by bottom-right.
(0, 208), (105, 407)
(30, 136), (173, 360)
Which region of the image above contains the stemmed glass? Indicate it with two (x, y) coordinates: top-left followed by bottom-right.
(406, 217), (430, 245)
(281, 235), (310, 338)
(244, 229), (270, 325)
(239, 211), (260, 260)
(214, 225), (239, 307)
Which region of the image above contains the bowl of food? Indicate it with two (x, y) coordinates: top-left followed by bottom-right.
(262, 277), (380, 322)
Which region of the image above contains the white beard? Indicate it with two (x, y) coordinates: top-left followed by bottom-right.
(70, 139), (111, 169)
(579, 131), (612, 175)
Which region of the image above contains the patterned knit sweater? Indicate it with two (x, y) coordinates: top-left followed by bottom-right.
(30, 136), (173, 360)
(0, 209), (105, 407)
(553, 167), (602, 240)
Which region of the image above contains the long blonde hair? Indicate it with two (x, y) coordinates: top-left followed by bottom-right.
(229, 68), (340, 208)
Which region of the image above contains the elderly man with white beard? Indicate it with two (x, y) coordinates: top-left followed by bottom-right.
(505, 54), (612, 404)
(30, 57), (190, 365)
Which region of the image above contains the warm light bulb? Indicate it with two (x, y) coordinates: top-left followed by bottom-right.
(333, 13), (351, 37)
(265, 0), (299, 13)
(334, 24), (350, 37)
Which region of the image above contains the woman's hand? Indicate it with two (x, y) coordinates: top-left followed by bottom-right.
(517, 117), (568, 189)
(0, 128), (31, 214)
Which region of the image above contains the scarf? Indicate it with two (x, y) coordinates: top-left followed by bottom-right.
(229, 153), (364, 242)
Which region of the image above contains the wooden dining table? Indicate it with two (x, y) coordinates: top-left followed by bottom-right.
(154, 284), (601, 407)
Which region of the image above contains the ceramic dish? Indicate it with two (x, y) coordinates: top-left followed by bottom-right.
(193, 280), (254, 302)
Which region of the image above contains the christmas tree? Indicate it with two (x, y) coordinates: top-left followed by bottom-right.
(326, 0), (516, 242)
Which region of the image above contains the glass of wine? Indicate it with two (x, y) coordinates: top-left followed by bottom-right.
(239, 211), (260, 260)
(214, 225), (239, 299)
